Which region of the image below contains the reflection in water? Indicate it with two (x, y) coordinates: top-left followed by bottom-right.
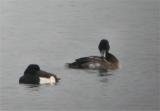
(19, 84), (41, 92)
(19, 84), (40, 88)
(98, 69), (113, 77)
(19, 84), (40, 89)
(100, 77), (108, 83)
(19, 83), (56, 88)
(98, 70), (113, 83)
(84, 69), (100, 74)
(84, 69), (114, 83)
(25, 84), (40, 88)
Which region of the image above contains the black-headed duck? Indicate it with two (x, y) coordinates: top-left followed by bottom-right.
(67, 39), (119, 70)
(19, 64), (60, 85)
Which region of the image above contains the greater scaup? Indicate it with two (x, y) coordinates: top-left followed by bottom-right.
(19, 64), (60, 85)
(67, 39), (119, 70)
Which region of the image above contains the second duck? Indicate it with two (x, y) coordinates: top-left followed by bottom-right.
(67, 39), (119, 70)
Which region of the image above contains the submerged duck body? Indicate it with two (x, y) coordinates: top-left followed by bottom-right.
(67, 39), (119, 70)
(19, 64), (60, 85)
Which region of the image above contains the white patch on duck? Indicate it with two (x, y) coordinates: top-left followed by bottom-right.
(89, 63), (101, 69)
(39, 76), (56, 85)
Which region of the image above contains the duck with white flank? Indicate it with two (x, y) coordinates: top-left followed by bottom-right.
(19, 64), (60, 85)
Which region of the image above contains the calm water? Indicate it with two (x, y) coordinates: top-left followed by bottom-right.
(0, 0), (159, 110)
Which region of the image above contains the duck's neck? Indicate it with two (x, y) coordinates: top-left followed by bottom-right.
(100, 50), (106, 58)
(105, 52), (119, 63)
(105, 52), (109, 58)
(100, 51), (109, 60)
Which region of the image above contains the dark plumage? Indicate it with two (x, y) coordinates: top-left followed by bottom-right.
(98, 39), (110, 57)
(67, 39), (119, 70)
(19, 64), (60, 85)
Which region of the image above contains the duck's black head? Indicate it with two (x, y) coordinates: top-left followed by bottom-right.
(98, 39), (110, 57)
(24, 64), (40, 75)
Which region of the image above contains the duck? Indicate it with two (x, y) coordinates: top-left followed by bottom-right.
(19, 64), (60, 85)
(67, 39), (119, 70)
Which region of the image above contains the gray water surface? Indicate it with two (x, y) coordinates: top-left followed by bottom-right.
(0, 0), (159, 111)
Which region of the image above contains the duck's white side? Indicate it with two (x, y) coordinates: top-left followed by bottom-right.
(39, 76), (56, 85)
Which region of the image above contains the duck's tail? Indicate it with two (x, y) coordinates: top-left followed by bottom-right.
(65, 62), (80, 69)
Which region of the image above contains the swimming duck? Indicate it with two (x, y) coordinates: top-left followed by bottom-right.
(67, 39), (119, 70)
(19, 64), (60, 85)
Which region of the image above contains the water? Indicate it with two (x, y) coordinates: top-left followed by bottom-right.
(0, 0), (159, 110)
